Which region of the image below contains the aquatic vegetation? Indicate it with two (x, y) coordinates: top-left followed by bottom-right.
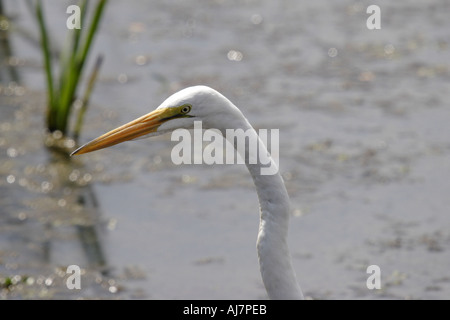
(32, 0), (107, 143)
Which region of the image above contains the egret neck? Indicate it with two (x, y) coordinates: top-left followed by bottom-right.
(223, 118), (304, 300)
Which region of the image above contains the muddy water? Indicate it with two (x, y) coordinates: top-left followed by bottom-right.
(1, 0), (450, 299)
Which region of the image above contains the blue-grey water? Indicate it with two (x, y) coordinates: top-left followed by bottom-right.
(1, 0), (449, 299)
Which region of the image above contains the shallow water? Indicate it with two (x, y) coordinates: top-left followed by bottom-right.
(1, 0), (450, 299)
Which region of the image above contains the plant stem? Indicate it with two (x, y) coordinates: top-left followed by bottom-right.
(35, 0), (56, 131)
(33, 0), (107, 140)
(73, 54), (103, 143)
(59, 0), (107, 135)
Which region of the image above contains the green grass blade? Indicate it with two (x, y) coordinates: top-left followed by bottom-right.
(71, 0), (87, 54)
(76, 0), (107, 69)
(57, 0), (87, 109)
(34, 0), (56, 131)
(59, 0), (107, 134)
(31, 0), (107, 138)
(73, 54), (103, 143)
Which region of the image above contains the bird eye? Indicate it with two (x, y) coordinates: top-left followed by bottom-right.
(180, 105), (191, 114)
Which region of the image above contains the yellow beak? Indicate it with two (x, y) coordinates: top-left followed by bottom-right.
(71, 107), (172, 156)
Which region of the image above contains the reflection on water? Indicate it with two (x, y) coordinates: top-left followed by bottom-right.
(0, 90), (118, 298)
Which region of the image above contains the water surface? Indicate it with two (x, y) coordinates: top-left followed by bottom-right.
(1, 0), (449, 299)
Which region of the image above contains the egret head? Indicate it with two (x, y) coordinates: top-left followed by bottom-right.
(71, 85), (242, 155)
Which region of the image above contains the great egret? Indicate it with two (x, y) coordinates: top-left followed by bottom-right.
(71, 85), (304, 300)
